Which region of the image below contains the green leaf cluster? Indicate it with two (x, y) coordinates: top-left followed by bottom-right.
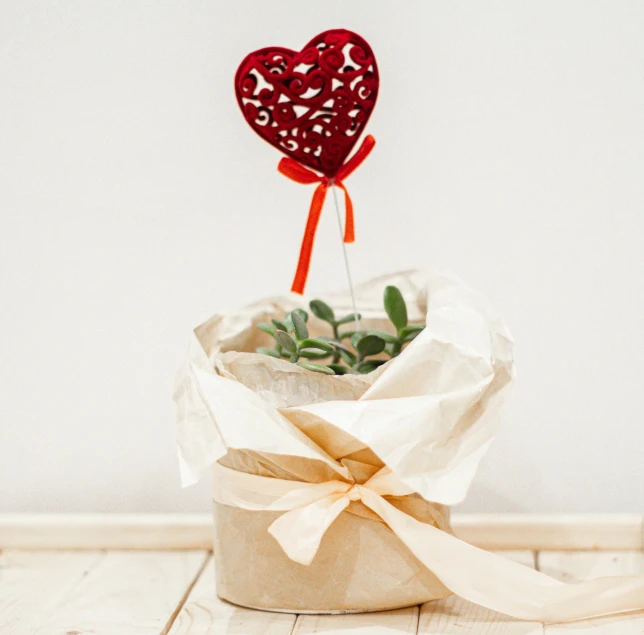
(255, 285), (425, 375)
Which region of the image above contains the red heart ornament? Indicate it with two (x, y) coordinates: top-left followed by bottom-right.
(235, 29), (379, 177)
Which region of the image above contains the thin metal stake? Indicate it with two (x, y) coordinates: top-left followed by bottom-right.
(330, 181), (360, 331)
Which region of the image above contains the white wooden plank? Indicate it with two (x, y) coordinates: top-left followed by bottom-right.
(0, 514), (213, 549)
(167, 556), (296, 635)
(418, 551), (543, 635)
(539, 550), (644, 634)
(537, 550), (644, 582)
(0, 549), (104, 635)
(293, 606), (419, 635)
(454, 515), (644, 551)
(32, 550), (209, 635)
(2, 514), (643, 550)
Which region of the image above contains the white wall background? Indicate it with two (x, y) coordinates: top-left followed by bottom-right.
(1, 0), (643, 514)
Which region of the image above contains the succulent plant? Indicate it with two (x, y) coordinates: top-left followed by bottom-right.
(255, 285), (425, 375)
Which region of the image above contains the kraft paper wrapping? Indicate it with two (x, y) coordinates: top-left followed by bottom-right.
(213, 449), (452, 612)
(174, 269), (514, 612)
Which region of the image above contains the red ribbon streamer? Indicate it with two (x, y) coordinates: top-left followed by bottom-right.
(278, 135), (376, 294)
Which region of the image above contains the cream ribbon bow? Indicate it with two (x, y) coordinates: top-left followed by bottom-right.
(213, 463), (644, 622)
(265, 467), (415, 566)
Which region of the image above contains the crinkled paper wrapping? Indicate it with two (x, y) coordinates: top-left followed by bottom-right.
(174, 270), (514, 612)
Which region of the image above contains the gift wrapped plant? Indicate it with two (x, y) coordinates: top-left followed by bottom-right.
(175, 270), (514, 613)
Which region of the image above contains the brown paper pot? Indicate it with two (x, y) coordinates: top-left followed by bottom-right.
(175, 271), (521, 616)
(175, 271), (515, 613)
(211, 453), (453, 613)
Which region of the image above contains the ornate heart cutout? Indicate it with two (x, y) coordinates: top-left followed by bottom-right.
(235, 29), (379, 177)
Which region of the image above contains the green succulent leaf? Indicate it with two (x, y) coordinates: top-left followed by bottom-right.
(389, 340), (403, 357)
(282, 309), (308, 334)
(281, 314), (294, 332)
(335, 313), (362, 326)
(355, 359), (387, 374)
(350, 332), (365, 350)
(340, 330), (358, 341)
(366, 328), (398, 344)
(401, 328), (424, 343)
(384, 285), (408, 331)
(272, 318), (288, 332)
(292, 308), (309, 323)
(296, 361), (335, 375)
(399, 324), (424, 338)
(339, 348), (357, 366)
(256, 347), (280, 358)
(356, 334), (386, 358)
(309, 300), (335, 323)
(275, 330), (297, 354)
(327, 363), (354, 375)
(299, 348), (332, 359)
(298, 338), (334, 353)
(257, 322), (276, 336)
(292, 311), (309, 340)
(326, 340), (352, 354)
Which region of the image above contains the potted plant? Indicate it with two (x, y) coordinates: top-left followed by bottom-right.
(175, 270), (514, 613)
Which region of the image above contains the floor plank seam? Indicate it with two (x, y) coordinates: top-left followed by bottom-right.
(161, 550), (212, 635)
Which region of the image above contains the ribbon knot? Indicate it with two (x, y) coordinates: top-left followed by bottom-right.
(278, 135), (376, 294)
(262, 465), (413, 566)
(346, 484), (362, 501)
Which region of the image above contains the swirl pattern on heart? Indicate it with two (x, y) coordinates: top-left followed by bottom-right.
(235, 29), (379, 177)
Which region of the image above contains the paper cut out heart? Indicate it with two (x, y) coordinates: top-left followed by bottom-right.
(235, 29), (379, 177)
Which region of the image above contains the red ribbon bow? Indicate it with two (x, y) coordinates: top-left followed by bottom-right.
(278, 135), (376, 294)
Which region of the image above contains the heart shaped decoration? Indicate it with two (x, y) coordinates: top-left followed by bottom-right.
(235, 29), (379, 177)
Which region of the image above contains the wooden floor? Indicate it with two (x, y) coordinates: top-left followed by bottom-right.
(4, 549), (644, 634)
(2, 515), (644, 634)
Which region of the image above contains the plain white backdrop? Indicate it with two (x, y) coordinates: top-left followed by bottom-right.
(1, 1), (643, 513)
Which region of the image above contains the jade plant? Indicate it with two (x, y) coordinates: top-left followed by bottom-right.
(255, 285), (425, 375)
